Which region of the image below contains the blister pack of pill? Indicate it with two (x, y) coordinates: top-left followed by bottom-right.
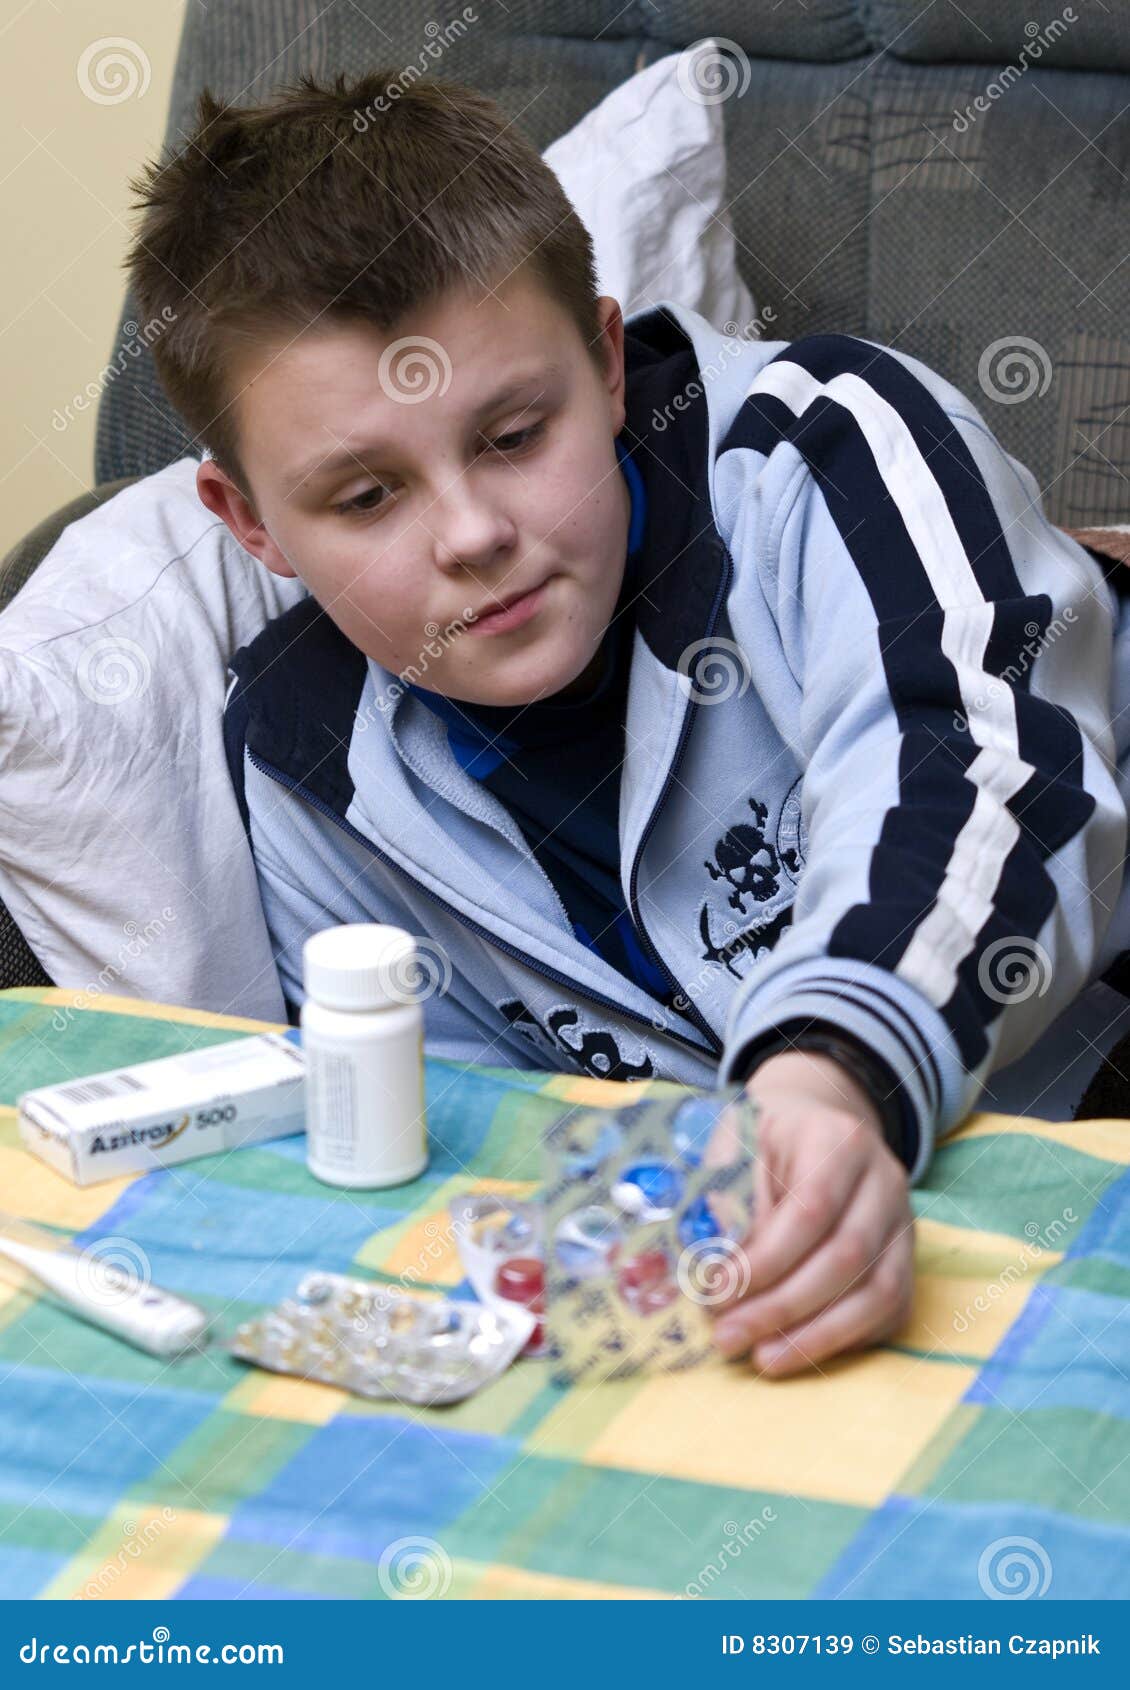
(449, 1194), (548, 1356)
(540, 1086), (758, 1383)
(228, 1269), (534, 1405)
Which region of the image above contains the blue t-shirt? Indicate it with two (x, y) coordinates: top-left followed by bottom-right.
(406, 436), (677, 1006)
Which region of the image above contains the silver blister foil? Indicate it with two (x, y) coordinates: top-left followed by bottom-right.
(228, 1270), (535, 1405)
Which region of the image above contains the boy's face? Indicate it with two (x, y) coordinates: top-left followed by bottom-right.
(197, 269), (632, 708)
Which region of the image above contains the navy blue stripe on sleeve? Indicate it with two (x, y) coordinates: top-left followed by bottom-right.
(782, 335), (1091, 861)
(716, 333), (1094, 1078)
(779, 974), (944, 1116)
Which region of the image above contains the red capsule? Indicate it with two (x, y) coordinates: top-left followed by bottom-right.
(617, 1248), (670, 1289)
(494, 1256), (545, 1306)
(616, 1248), (678, 1315)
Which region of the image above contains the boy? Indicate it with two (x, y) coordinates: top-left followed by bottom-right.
(123, 70), (1129, 1378)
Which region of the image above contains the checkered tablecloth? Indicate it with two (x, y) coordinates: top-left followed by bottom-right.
(1, 986), (1128, 1600)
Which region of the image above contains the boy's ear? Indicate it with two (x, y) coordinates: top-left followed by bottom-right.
(595, 294), (627, 433)
(195, 458), (298, 579)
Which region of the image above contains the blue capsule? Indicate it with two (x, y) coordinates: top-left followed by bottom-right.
(611, 1160), (684, 1220)
(677, 1194), (721, 1248)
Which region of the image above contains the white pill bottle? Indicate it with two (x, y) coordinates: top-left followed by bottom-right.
(300, 923), (429, 1188)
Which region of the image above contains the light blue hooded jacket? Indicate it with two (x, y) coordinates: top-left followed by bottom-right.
(223, 300), (1130, 1183)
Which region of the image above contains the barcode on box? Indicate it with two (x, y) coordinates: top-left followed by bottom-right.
(56, 1072), (147, 1106)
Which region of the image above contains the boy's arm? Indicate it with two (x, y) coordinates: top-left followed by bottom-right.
(711, 334), (1128, 1182)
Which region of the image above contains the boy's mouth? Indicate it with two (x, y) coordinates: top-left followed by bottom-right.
(467, 577), (552, 636)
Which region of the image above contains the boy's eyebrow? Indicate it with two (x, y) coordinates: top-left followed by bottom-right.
(286, 366), (561, 490)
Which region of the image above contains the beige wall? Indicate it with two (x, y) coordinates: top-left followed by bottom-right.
(0, 0), (186, 558)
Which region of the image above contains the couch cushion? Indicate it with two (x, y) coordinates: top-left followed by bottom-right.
(869, 0), (1130, 72)
(0, 460), (309, 1019)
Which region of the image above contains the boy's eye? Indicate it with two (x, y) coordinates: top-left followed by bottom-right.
(334, 484), (390, 518)
(332, 419), (546, 518)
(486, 419), (546, 455)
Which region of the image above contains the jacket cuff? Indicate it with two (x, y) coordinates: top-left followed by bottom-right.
(728, 1021), (918, 1171)
(717, 956), (967, 1184)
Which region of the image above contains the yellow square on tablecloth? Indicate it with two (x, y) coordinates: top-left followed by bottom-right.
(557, 1349), (976, 1508)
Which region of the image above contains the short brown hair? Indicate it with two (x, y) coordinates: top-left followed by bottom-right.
(124, 69), (603, 499)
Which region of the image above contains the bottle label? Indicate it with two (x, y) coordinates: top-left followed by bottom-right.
(306, 1047), (358, 1167)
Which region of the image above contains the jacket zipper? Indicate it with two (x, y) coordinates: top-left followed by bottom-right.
(246, 748), (718, 1060)
(626, 722), (724, 1056)
(625, 552), (736, 1060)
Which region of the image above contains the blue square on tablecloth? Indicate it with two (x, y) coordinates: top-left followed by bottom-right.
(71, 1174), (405, 1305)
(224, 1414), (516, 1560)
(0, 1366), (216, 1516)
(816, 1494), (1130, 1599)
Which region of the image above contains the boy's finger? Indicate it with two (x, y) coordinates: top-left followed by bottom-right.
(749, 1235), (915, 1377)
(711, 1169), (904, 1355)
(728, 1131), (869, 1298)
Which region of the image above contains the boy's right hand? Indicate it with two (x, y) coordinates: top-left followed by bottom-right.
(705, 1050), (916, 1377)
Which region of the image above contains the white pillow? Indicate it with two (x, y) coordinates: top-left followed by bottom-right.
(0, 458), (308, 1020)
(0, 49), (752, 1017)
(544, 37), (757, 330)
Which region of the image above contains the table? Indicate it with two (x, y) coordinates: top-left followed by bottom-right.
(1, 986), (1128, 1599)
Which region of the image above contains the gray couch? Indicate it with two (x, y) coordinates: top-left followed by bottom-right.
(3, 0), (1130, 998)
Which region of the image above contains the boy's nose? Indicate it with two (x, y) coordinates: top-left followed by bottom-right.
(430, 491), (519, 578)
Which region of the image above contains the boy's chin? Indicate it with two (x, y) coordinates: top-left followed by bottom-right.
(501, 646), (604, 707)
(439, 637), (598, 710)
